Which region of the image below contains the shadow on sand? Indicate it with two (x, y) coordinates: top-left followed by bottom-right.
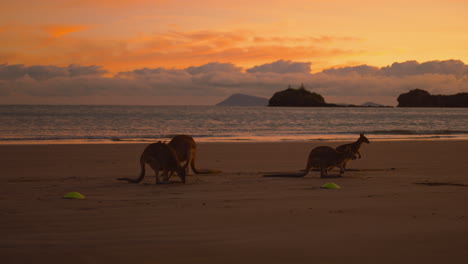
(414, 181), (468, 187)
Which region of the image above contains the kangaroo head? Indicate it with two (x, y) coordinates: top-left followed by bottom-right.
(359, 133), (370, 144)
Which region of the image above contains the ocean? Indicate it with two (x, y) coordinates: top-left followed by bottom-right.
(1, 105), (467, 144)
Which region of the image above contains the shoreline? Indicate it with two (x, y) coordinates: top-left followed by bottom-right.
(1, 135), (468, 145)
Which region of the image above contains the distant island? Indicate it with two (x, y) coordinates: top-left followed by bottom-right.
(397, 89), (468, 107)
(216, 93), (269, 106)
(268, 84), (334, 107)
(268, 84), (388, 107)
(216, 86), (468, 108)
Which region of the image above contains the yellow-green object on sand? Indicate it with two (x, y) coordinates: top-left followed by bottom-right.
(320, 183), (341, 189)
(63, 192), (85, 199)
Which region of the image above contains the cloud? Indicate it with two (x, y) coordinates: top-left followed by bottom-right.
(117, 67), (183, 77)
(322, 65), (379, 76)
(325, 60), (468, 79)
(26, 65), (70, 81)
(116, 31), (357, 71)
(68, 64), (107, 76)
(186, 62), (242, 75)
(0, 60), (467, 106)
(307, 72), (465, 97)
(0, 25), (362, 73)
(0, 64), (107, 81)
(41, 25), (92, 38)
(380, 60), (468, 78)
(246, 60), (311, 74)
(0, 64), (27, 80)
(253, 35), (362, 45)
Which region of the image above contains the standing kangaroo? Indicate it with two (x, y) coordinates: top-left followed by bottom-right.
(303, 146), (357, 177)
(168, 135), (221, 175)
(263, 146), (357, 178)
(117, 142), (186, 184)
(336, 133), (370, 170)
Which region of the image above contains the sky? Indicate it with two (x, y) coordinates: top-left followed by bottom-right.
(0, 0), (467, 105)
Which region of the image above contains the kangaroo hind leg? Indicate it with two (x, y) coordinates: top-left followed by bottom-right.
(320, 167), (328, 178)
(184, 149), (193, 175)
(148, 160), (162, 184)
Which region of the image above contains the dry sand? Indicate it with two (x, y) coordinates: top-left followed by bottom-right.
(1, 140), (468, 263)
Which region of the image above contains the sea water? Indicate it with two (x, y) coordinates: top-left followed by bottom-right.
(0, 105), (467, 144)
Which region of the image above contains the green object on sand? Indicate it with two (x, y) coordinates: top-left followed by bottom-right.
(63, 192), (85, 199)
(320, 182), (341, 189)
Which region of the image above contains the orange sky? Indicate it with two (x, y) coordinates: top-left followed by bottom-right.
(1, 0), (467, 73)
(1, 0), (467, 106)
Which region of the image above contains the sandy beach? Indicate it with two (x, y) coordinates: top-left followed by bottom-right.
(1, 140), (468, 264)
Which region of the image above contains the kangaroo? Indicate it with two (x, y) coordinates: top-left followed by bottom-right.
(117, 142), (186, 184)
(168, 134), (221, 175)
(336, 133), (370, 170)
(263, 146), (357, 178)
(303, 146), (357, 177)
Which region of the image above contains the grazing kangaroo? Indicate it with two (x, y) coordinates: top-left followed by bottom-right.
(336, 133), (370, 170)
(263, 146), (357, 178)
(117, 142), (186, 184)
(168, 134), (221, 175)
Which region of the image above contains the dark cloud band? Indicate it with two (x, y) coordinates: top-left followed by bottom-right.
(0, 59), (467, 105)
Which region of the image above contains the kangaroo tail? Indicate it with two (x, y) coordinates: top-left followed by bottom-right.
(262, 172), (307, 178)
(190, 157), (221, 174)
(263, 158), (312, 178)
(263, 168), (309, 178)
(264, 154), (312, 178)
(117, 155), (146, 183)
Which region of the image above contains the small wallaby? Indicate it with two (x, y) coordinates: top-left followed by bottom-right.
(168, 134), (221, 175)
(336, 133), (370, 170)
(117, 142), (186, 184)
(305, 146), (357, 177)
(263, 146), (357, 178)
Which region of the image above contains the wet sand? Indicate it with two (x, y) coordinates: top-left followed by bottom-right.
(1, 140), (468, 263)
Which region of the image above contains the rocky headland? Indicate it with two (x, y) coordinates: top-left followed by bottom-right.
(397, 89), (468, 107)
(268, 85), (335, 107)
